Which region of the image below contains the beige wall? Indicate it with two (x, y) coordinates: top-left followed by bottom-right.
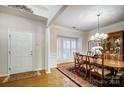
(0, 12), (46, 76)
(50, 25), (88, 54)
(50, 25), (88, 64)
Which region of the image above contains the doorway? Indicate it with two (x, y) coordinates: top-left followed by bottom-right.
(8, 31), (33, 74)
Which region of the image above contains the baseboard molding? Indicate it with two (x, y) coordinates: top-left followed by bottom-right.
(0, 74), (10, 78)
(45, 69), (51, 74)
(58, 62), (74, 65)
(34, 68), (44, 71)
(0, 69), (45, 84)
(57, 59), (74, 64)
(50, 65), (57, 69)
(2, 76), (10, 83)
(0, 71), (37, 84)
(0, 68), (44, 78)
(0, 68), (45, 77)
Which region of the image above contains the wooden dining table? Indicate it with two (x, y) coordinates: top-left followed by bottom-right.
(97, 59), (124, 69)
(96, 59), (124, 75)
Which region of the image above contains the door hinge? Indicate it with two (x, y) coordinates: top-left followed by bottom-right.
(9, 51), (11, 55)
(30, 51), (32, 56)
(9, 34), (11, 38)
(9, 67), (11, 71)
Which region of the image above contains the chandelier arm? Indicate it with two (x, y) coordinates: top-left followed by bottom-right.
(97, 14), (100, 33)
(90, 13), (108, 41)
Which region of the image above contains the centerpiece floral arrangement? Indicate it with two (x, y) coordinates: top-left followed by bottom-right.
(91, 46), (103, 58)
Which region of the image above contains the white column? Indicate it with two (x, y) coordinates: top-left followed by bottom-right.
(45, 27), (51, 73)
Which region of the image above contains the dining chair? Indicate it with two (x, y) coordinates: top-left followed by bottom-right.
(73, 52), (89, 78)
(73, 52), (81, 72)
(109, 54), (119, 63)
(119, 73), (124, 86)
(115, 55), (124, 86)
(79, 55), (89, 79)
(88, 54), (111, 86)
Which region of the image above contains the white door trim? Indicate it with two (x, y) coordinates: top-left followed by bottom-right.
(8, 30), (33, 75)
(8, 29), (11, 76)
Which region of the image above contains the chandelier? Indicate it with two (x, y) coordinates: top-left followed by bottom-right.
(90, 13), (108, 41)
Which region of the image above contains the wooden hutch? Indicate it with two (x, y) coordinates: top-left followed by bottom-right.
(104, 30), (124, 61)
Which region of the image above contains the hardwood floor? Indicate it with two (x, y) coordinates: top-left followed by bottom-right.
(0, 68), (78, 87)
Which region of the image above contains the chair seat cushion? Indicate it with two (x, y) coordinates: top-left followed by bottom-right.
(116, 71), (124, 76)
(91, 68), (110, 76)
(80, 64), (90, 70)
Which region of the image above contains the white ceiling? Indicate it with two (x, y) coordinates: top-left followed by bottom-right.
(54, 5), (124, 31)
(42, 5), (57, 10)
(31, 5), (61, 11)
(32, 5), (50, 10)
(28, 5), (62, 18)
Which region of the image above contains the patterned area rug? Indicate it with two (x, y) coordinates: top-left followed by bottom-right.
(57, 63), (124, 87)
(57, 63), (95, 87)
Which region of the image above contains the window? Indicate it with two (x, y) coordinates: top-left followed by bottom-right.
(57, 36), (77, 60)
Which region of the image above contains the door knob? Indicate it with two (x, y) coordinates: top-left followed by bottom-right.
(30, 51), (32, 55)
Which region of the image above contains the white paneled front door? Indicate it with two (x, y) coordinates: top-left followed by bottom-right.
(9, 31), (33, 74)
